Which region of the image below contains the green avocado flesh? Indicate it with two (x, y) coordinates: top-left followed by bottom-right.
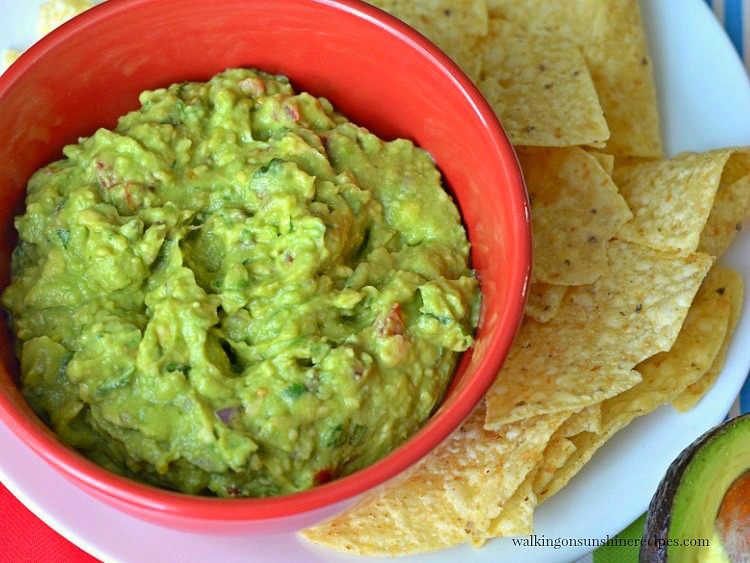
(1, 68), (480, 498)
(666, 415), (750, 562)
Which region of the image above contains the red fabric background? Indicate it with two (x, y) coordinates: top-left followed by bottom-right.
(0, 482), (100, 562)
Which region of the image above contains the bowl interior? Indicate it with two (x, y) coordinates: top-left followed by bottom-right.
(0, 0), (529, 527)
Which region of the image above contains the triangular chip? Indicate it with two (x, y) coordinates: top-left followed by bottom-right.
(613, 150), (734, 253)
(476, 19), (609, 147)
(487, 0), (662, 157)
(538, 267), (734, 501)
(673, 267), (744, 411)
(519, 147), (632, 284)
(300, 406), (567, 555)
(485, 241), (713, 428)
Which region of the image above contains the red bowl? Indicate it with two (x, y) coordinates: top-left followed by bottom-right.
(0, 0), (529, 534)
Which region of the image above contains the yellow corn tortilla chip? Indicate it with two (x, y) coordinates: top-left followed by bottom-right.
(530, 405), (601, 499)
(698, 150), (750, 257)
(614, 150), (733, 254)
(485, 240), (713, 428)
(473, 405), (598, 542)
(538, 268), (733, 502)
(559, 404), (602, 437)
(519, 147), (632, 284)
(1, 48), (21, 73)
(534, 373), (640, 503)
(365, 0), (488, 81)
(38, 0), (94, 36)
(367, 0), (489, 34)
(300, 406), (568, 555)
(482, 472), (537, 542)
(673, 268), (744, 411)
(531, 433), (576, 497)
(525, 283), (567, 323)
(476, 19), (610, 147)
(487, 0), (662, 157)
(587, 151), (616, 176)
(635, 266), (732, 397)
(613, 155), (661, 171)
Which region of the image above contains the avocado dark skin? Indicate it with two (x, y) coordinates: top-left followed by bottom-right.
(639, 425), (709, 563)
(640, 412), (750, 563)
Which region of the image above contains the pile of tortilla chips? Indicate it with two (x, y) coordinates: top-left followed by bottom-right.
(301, 0), (750, 555)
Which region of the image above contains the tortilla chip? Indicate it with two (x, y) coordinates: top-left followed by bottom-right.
(613, 155), (661, 171)
(698, 150), (750, 257)
(538, 267), (733, 501)
(531, 433), (576, 496)
(1, 49), (21, 73)
(482, 473), (537, 542)
(525, 283), (567, 323)
(486, 0), (662, 157)
(485, 240), (713, 428)
(559, 404), (602, 436)
(529, 406), (601, 499)
(536, 431), (603, 503)
(673, 268), (744, 411)
(519, 147), (632, 284)
(476, 19), (609, 147)
(38, 0), (94, 36)
(367, 0), (489, 34)
(300, 406), (567, 555)
(365, 0), (488, 81)
(587, 151), (615, 176)
(614, 150), (733, 254)
(631, 266), (733, 410)
(478, 406), (600, 541)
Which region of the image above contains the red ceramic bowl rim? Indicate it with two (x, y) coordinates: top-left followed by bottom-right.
(0, 0), (530, 521)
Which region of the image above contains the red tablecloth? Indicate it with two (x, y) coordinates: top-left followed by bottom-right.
(0, 482), (100, 562)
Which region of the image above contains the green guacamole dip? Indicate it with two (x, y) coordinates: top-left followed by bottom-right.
(2, 69), (480, 497)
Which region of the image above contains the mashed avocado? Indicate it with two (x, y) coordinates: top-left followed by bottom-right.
(2, 68), (480, 497)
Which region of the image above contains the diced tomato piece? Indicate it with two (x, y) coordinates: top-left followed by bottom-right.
(377, 303), (404, 337)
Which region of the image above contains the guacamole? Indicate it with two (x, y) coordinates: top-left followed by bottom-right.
(2, 69), (480, 497)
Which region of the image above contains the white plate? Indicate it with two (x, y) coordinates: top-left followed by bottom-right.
(2, 1), (750, 562)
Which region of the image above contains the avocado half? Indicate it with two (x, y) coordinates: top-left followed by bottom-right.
(640, 412), (750, 563)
